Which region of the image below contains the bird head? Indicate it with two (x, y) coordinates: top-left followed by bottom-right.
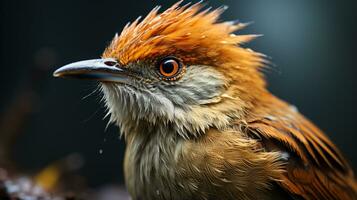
(54, 1), (267, 139)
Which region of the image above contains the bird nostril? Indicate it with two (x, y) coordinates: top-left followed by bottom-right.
(104, 60), (117, 66)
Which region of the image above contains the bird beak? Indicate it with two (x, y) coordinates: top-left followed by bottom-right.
(53, 58), (130, 83)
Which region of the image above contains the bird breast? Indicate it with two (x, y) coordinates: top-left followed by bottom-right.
(123, 127), (285, 200)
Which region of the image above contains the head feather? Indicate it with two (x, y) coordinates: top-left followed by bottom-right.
(102, 1), (263, 74)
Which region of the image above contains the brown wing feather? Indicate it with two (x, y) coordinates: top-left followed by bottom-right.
(242, 94), (357, 199)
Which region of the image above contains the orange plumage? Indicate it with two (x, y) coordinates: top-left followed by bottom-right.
(55, 1), (357, 199)
(245, 94), (357, 199)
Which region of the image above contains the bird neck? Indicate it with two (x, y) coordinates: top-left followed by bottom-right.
(124, 123), (184, 198)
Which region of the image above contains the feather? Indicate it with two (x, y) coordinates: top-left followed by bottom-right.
(241, 94), (357, 199)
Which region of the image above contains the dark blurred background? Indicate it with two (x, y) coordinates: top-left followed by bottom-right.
(1, 0), (356, 194)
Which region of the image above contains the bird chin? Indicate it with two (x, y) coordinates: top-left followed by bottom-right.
(100, 82), (176, 121)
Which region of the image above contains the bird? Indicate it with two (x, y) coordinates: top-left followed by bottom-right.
(53, 1), (357, 200)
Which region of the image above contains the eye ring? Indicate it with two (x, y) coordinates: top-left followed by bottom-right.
(157, 57), (183, 80)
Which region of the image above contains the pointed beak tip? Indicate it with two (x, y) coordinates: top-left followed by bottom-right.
(53, 70), (61, 78)
(52, 67), (67, 78)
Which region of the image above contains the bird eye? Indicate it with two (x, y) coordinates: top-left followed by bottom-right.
(158, 57), (182, 79)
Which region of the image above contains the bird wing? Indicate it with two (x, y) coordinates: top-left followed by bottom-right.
(242, 95), (357, 199)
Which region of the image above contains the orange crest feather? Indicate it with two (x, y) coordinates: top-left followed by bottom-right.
(102, 1), (262, 71)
